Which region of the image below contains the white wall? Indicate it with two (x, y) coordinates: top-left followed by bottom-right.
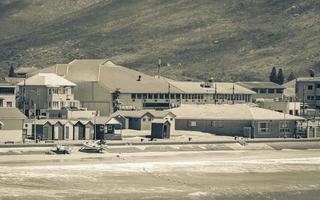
(0, 130), (22, 143)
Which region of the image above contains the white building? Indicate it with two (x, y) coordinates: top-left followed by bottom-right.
(18, 73), (80, 116)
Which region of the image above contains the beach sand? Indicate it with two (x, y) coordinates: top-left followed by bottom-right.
(0, 148), (320, 199)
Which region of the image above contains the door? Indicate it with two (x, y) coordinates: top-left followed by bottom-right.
(243, 127), (252, 138)
(54, 126), (59, 140)
(43, 127), (49, 140)
(74, 126), (79, 140)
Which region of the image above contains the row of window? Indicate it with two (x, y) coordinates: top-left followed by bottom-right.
(253, 88), (283, 94)
(48, 101), (79, 109)
(131, 93), (250, 101)
(306, 96), (320, 100)
(307, 84), (320, 90)
(131, 93), (182, 100)
(0, 88), (15, 94)
(48, 87), (72, 95)
(188, 121), (290, 133)
(0, 100), (13, 107)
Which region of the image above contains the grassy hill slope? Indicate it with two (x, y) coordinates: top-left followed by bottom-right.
(0, 0), (320, 81)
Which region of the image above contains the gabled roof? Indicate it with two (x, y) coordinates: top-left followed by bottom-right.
(112, 110), (153, 118)
(112, 109), (175, 119)
(106, 118), (121, 125)
(171, 104), (304, 121)
(31, 59), (183, 93)
(237, 82), (285, 89)
(18, 73), (76, 87)
(168, 81), (255, 94)
(0, 108), (27, 119)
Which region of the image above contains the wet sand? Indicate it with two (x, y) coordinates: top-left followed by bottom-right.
(1, 149), (320, 199)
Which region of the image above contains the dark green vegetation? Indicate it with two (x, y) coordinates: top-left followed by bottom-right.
(1, 0), (320, 81)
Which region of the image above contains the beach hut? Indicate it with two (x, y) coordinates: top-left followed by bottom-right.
(73, 121), (85, 140)
(53, 121), (64, 140)
(104, 118), (122, 140)
(42, 121), (54, 140)
(61, 120), (74, 140)
(151, 119), (171, 139)
(83, 121), (95, 140)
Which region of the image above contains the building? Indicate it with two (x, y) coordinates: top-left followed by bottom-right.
(237, 82), (285, 101)
(258, 100), (301, 115)
(111, 110), (175, 131)
(151, 119), (171, 139)
(29, 59), (184, 115)
(167, 80), (255, 104)
(0, 80), (16, 108)
(29, 119), (95, 140)
(171, 104), (304, 138)
(28, 59), (255, 116)
(294, 77), (320, 109)
(0, 108), (27, 143)
(17, 73), (80, 116)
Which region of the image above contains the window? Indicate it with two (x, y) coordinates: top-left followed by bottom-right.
(142, 118), (146, 122)
(170, 94), (175, 99)
(317, 84), (320, 88)
(131, 94), (136, 99)
(154, 94), (159, 99)
(0, 88), (15, 94)
(307, 96), (315, 100)
(276, 89), (283, 94)
(159, 94), (164, 99)
(280, 121), (290, 133)
(267, 89), (275, 94)
(189, 121), (197, 127)
(165, 94), (169, 99)
(258, 122), (270, 133)
(316, 96), (320, 100)
(142, 94), (148, 99)
(176, 94), (181, 99)
(137, 94), (142, 99)
(308, 85), (313, 90)
(211, 121), (223, 128)
(0, 100), (3, 107)
(259, 89), (266, 94)
(6, 102), (12, 107)
(148, 94), (153, 99)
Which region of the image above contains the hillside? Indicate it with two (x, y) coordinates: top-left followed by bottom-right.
(0, 0), (320, 81)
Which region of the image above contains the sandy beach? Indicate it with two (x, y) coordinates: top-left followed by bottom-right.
(1, 146), (320, 200)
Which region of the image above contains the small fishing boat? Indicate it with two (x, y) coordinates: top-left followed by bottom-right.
(51, 145), (72, 154)
(79, 141), (105, 153)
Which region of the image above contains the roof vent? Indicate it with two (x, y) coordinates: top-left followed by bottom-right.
(137, 75), (142, 81)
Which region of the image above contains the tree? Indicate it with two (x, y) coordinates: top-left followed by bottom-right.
(8, 66), (15, 77)
(287, 72), (296, 82)
(269, 67), (277, 83)
(277, 68), (285, 85)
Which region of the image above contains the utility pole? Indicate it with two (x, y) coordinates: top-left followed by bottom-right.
(168, 83), (171, 109)
(157, 58), (161, 78)
(23, 78), (26, 115)
(214, 83), (217, 104)
(232, 84), (235, 104)
(34, 103), (37, 142)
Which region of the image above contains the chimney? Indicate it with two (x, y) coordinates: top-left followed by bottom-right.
(137, 75), (142, 81)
